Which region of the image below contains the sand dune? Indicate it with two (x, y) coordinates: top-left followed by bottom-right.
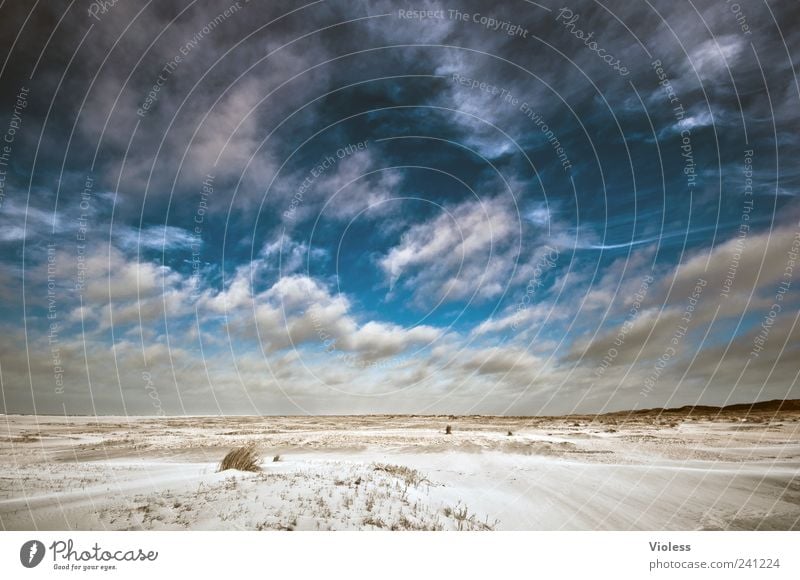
(1, 407), (799, 530)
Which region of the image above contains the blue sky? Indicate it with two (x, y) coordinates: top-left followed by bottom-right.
(0, 0), (798, 415)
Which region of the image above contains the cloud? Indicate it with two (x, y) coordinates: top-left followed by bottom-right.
(0, 0), (798, 415)
(214, 269), (443, 360)
(378, 197), (522, 304)
(0, 200), (63, 242)
(567, 214), (800, 378)
(116, 224), (198, 251)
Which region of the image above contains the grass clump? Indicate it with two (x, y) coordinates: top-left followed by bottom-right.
(373, 463), (430, 487)
(443, 502), (498, 531)
(218, 444), (261, 472)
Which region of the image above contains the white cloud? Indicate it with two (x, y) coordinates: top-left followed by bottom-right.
(378, 197), (522, 303)
(116, 224), (197, 251)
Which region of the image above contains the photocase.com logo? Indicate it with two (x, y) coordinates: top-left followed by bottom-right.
(20, 540), (46, 568)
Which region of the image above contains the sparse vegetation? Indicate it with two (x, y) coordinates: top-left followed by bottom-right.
(218, 444), (260, 472)
(362, 515), (386, 528)
(372, 463), (430, 487)
(444, 502), (498, 531)
(11, 410), (799, 532)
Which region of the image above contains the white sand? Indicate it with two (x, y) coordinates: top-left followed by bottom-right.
(1, 414), (798, 530)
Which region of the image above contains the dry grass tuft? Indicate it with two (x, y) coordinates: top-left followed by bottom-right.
(362, 515), (386, 528)
(373, 463), (430, 487)
(444, 502), (498, 531)
(218, 444), (261, 472)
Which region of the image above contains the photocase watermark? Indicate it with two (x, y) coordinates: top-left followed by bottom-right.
(137, 1), (244, 117)
(401, 6), (628, 76)
(46, 242), (64, 395)
(141, 371), (166, 417)
(451, 73), (572, 172)
(87, 0), (123, 22)
(19, 540), (46, 568)
(510, 246), (560, 330)
(595, 274), (654, 377)
(283, 140), (369, 220)
(21, 537), (159, 571)
(749, 220), (800, 359)
(652, 59), (696, 195)
(555, 8), (629, 77)
(47, 538), (158, 572)
(0, 86), (29, 209)
(447, 9), (529, 37)
(725, 0), (752, 36)
(398, 9), (529, 37)
(190, 173), (214, 301)
(720, 149), (754, 298)
(641, 278), (706, 397)
(74, 174), (94, 297)
(520, 103), (573, 172)
(47, 172), (95, 397)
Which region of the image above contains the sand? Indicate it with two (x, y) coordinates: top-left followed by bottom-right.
(1, 411), (799, 530)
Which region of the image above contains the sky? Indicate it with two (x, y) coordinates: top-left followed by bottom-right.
(0, 0), (798, 416)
